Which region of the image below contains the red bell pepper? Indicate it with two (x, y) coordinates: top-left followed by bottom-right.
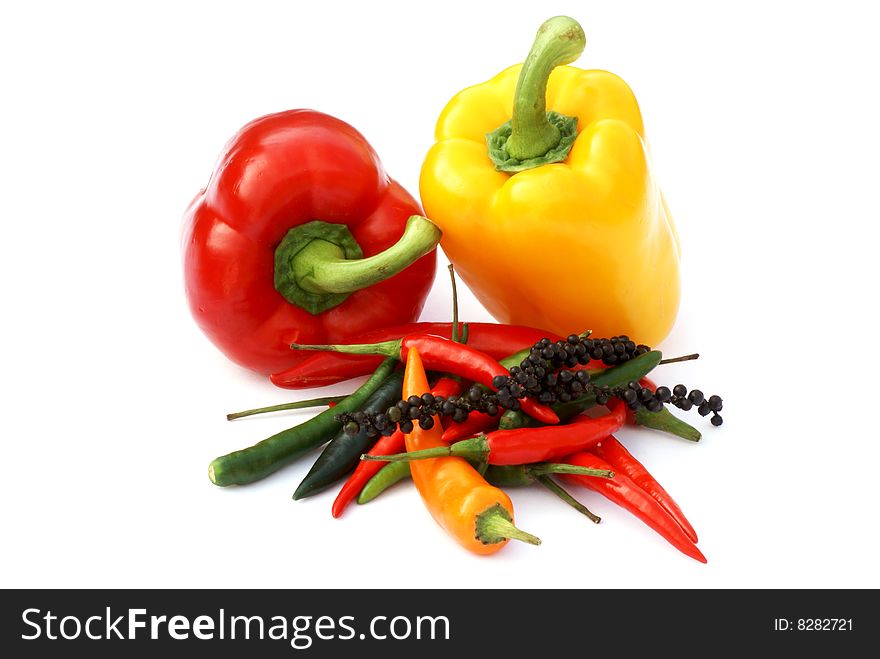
(182, 110), (440, 375)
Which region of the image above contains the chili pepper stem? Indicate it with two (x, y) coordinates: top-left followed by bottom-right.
(475, 503), (541, 546)
(226, 395), (347, 421)
(361, 436), (488, 464)
(536, 475), (601, 523)
(290, 215), (441, 296)
(448, 264), (462, 343)
(291, 338), (402, 357)
(487, 17), (584, 171)
(530, 464), (614, 479)
(659, 353), (700, 365)
(507, 17), (584, 159)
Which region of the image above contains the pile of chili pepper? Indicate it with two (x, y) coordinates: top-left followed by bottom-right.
(209, 308), (723, 562)
(185, 14), (722, 562)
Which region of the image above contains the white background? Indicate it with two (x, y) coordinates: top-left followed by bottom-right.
(2, 0), (879, 589)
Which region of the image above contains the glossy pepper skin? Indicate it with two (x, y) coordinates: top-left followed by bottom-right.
(562, 450), (705, 563)
(402, 348), (539, 554)
(420, 18), (681, 346)
(331, 376), (462, 519)
(593, 435), (698, 543)
(292, 333), (559, 424)
(370, 400), (626, 466)
(183, 110), (436, 375)
(271, 321), (561, 389)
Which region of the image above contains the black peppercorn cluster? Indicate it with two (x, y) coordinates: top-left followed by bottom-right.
(341, 387), (505, 439)
(336, 334), (723, 437)
(497, 334), (648, 407)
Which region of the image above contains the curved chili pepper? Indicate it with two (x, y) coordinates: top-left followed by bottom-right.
(331, 377), (462, 518)
(401, 347), (540, 554)
(441, 411), (499, 443)
(357, 460), (412, 505)
(272, 322), (562, 389)
(593, 435), (698, 543)
(292, 333), (559, 425)
(365, 401), (625, 467)
(293, 370), (405, 500)
(560, 451), (706, 563)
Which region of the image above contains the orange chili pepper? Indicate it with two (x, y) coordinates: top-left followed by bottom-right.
(402, 347), (540, 554)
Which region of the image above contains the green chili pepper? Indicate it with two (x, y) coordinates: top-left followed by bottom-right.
(357, 460), (411, 504)
(634, 407), (701, 441)
(209, 358), (397, 487)
(499, 346), (531, 369)
(293, 371), (404, 499)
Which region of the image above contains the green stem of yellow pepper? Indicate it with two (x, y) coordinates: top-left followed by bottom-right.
(508, 16), (585, 158)
(487, 16), (584, 171)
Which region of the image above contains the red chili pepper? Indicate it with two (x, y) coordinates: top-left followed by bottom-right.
(331, 377), (462, 518)
(441, 411), (499, 443)
(364, 401), (625, 466)
(560, 450), (706, 563)
(271, 322), (562, 389)
(182, 110), (440, 375)
(593, 435), (698, 543)
(293, 333), (559, 424)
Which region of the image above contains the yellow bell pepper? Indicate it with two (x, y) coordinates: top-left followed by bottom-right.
(420, 16), (681, 346)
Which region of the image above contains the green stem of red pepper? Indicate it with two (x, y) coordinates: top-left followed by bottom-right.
(275, 215), (441, 314)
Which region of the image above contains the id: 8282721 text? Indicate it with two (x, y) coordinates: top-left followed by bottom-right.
(773, 618), (853, 631)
